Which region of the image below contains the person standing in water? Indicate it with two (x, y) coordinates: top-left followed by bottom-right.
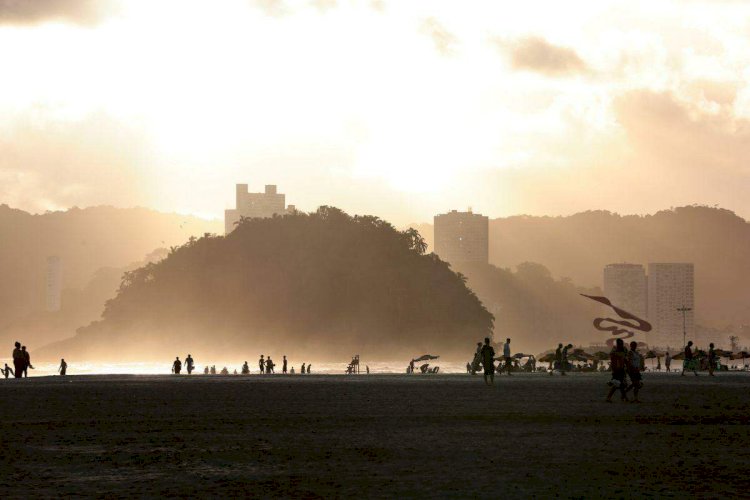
(172, 357), (182, 374)
(58, 359), (67, 376)
(480, 337), (495, 386)
(282, 356), (288, 374)
(185, 354), (194, 375)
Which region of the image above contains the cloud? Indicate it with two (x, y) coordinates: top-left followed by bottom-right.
(419, 17), (458, 56)
(499, 36), (587, 76)
(0, 111), (155, 212)
(0, 0), (116, 25)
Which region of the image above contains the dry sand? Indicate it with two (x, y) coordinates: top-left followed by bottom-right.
(0, 373), (748, 497)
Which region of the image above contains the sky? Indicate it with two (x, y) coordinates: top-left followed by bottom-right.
(1, 0), (749, 225)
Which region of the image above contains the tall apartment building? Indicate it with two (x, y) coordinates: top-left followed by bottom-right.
(647, 263), (694, 350)
(46, 256), (62, 312)
(225, 184), (296, 234)
(603, 263), (647, 318)
(434, 210), (489, 265)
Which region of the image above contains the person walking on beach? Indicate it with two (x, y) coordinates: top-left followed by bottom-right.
(307, 364), (311, 374)
(266, 357), (274, 374)
(172, 357), (182, 374)
(551, 344), (563, 376)
(282, 356), (288, 374)
(606, 338), (628, 402)
(503, 338), (512, 375)
(665, 352), (671, 373)
(682, 341), (698, 376)
(625, 341), (644, 403)
(708, 343), (717, 376)
(185, 354), (194, 375)
(58, 359), (67, 376)
(480, 337), (495, 386)
(21, 345), (33, 377)
(12, 342), (24, 379)
(561, 344), (571, 376)
(259, 355), (265, 374)
(204, 366), (209, 375)
(301, 363), (306, 374)
(210, 365), (216, 375)
(242, 361), (250, 374)
(2, 363), (13, 378)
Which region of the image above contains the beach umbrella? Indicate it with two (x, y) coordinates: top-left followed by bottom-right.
(714, 349), (732, 358)
(571, 349), (594, 361)
(513, 353), (529, 359)
(671, 351), (685, 360)
(593, 351), (610, 361)
(413, 354), (439, 362)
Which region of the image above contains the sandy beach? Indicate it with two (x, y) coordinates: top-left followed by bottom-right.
(1, 372), (748, 497)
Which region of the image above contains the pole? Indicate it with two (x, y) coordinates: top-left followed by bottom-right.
(677, 305), (692, 349)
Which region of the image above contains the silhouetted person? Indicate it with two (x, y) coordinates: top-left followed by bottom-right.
(480, 337), (495, 386)
(266, 357), (274, 374)
(708, 343), (717, 376)
(307, 364), (311, 374)
(409, 359), (415, 374)
(186, 354), (194, 375)
(665, 352), (671, 373)
(625, 341), (644, 403)
(2, 363), (13, 378)
(472, 342), (482, 374)
(210, 365), (216, 375)
(366, 365), (369, 374)
(204, 366), (209, 375)
(301, 363), (306, 374)
(561, 344), (572, 376)
(607, 338), (628, 402)
(503, 338), (512, 375)
(259, 355), (265, 374)
(242, 361), (250, 374)
(11, 342), (23, 379)
(173, 357), (182, 374)
(59, 359), (67, 376)
(220, 367), (229, 375)
(283, 356), (288, 374)
(552, 343), (563, 376)
(466, 362), (471, 374)
(21, 345), (32, 377)
(290, 367), (295, 374)
(682, 341), (698, 376)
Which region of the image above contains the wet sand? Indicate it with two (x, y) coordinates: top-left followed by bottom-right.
(1, 373), (748, 497)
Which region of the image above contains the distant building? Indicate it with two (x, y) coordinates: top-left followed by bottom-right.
(603, 263), (647, 318)
(225, 184), (295, 234)
(46, 256), (62, 312)
(434, 210), (489, 265)
(647, 263), (694, 350)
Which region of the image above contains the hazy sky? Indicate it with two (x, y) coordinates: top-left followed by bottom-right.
(1, 0), (749, 225)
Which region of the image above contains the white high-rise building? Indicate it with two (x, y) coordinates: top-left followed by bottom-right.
(46, 256), (62, 312)
(603, 263), (647, 318)
(225, 184), (296, 234)
(647, 263), (694, 350)
(434, 210), (489, 265)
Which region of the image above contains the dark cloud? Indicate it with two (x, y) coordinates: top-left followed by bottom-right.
(0, 0), (116, 25)
(500, 36), (587, 76)
(420, 17), (458, 56)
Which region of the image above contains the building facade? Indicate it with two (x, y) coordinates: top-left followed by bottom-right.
(434, 210), (489, 265)
(647, 263), (694, 350)
(225, 184), (295, 234)
(603, 263), (647, 318)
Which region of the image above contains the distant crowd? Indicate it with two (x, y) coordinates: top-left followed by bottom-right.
(171, 354), (312, 376)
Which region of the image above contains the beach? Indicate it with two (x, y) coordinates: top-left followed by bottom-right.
(1, 372), (748, 497)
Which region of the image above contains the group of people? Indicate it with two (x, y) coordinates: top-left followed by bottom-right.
(474, 337), (514, 385)
(3, 342), (34, 379)
(171, 354), (312, 375)
(606, 339), (645, 402)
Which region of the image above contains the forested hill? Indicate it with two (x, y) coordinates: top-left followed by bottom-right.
(42, 207), (494, 361)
